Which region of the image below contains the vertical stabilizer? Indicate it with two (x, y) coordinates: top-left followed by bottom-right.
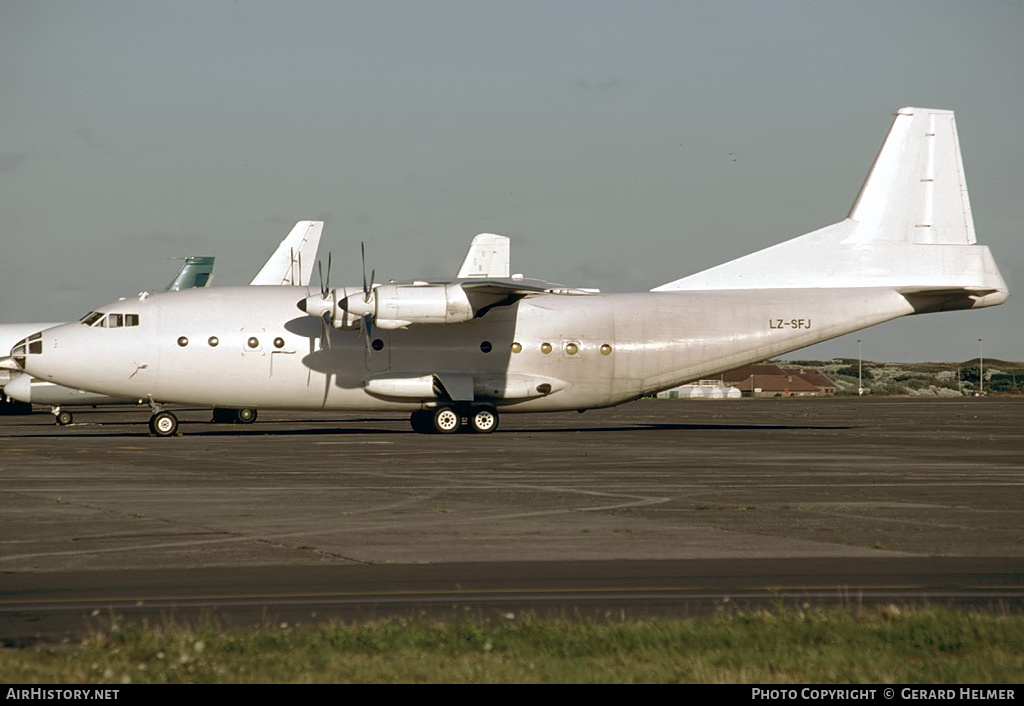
(848, 107), (975, 245)
(457, 233), (510, 278)
(250, 220), (324, 286)
(653, 107), (1006, 310)
(164, 256), (215, 291)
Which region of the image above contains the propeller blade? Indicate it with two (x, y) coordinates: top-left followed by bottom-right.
(321, 312), (332, 351)
(361, 242), (368, 297)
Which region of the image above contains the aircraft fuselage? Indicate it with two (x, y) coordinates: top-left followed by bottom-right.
(21, 284), (919, 413)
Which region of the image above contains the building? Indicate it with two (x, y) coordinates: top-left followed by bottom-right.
(656, 380), (743, 399)
(717, 363), (836, 398)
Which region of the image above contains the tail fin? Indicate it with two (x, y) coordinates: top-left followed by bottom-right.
(250, 220), (324, 286)
(164, 256), (215, 290)
(653, 108), (1007, 311)
(457, 233), (511, 278)
(848, 108), (974, 245)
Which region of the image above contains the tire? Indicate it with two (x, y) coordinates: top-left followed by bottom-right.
(235, 408), (257, 424)
(149, 411), (179, 437)
(468, 406), (499, 434)
(410, 410), (432, 434)
(55, 410), (73, 426)
(431, 406), (462, 434)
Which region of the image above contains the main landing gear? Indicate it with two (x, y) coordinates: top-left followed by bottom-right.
(147, 407), (260, 436)
(211, 408), (258, 424)
(410, 404), (500, 434)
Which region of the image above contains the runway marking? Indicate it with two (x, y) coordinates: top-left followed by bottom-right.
(313, 441), (394, 445)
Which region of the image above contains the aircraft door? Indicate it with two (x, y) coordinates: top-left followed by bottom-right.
(240, 327), (272, 379)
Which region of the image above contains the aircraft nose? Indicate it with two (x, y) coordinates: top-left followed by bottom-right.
(9, 331), (44, 371)
(4, 373), (32, 403)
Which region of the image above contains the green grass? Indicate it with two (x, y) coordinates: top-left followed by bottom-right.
(3, 607), (1022, 683)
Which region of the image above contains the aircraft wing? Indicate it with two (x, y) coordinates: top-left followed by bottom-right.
(250, 220), (324, 286)
(301, 233), (596, 329)
(460, 278), (596, 296)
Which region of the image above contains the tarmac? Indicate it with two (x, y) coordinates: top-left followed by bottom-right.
(2, 397), (1022, 642)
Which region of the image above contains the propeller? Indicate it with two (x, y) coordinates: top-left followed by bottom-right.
(317, 252), (333, 297)
(361, 242), (375, 303)
(360, 242), (375, 350)
(315, 253), (334, 350)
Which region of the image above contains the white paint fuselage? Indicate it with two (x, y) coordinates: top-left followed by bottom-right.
(21, 283), (930, 413)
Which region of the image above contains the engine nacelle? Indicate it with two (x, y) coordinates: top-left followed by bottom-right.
(343, 283), (476, 327)
(298, 287), (364, 329)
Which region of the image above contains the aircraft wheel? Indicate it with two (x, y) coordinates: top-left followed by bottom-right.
(0, 399), (32, 415)
(431, 406), (462, 434)
(468, 406), (499, 434)
(149, 411), (179, 437)
(235, 408), (257, 424)
(410, 410), (432, 434)
(55, 410), (74, 426)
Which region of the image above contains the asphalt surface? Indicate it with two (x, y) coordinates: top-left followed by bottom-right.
(2, 397), (1022, 643)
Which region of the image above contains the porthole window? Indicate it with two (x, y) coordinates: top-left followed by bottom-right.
(208, 336), (219, 347)
(480, 341), (492, 353)
(601, 344), (612, 355)
(177, 336), (189, 347)
(247, 337), (259, 349)
(541, 342), (552, 354)
(274, 337), (285, 349)
(372, 338), (384, 351)
(565, 342), (578, 355)
(511, 342), (522, 354)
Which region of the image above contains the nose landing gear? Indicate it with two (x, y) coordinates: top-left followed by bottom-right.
(148, 410), (179, 437)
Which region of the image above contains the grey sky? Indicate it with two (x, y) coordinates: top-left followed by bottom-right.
(2, 1), (1021, 362)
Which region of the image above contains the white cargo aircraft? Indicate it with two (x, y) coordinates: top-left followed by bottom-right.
(4, 220), (323, 424)
(12, 108), (1008, 436)
(0, 256), (215, 420)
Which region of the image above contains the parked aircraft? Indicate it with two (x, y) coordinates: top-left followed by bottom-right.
(12, 108), (1008, 435)
(0, 256), (215, 420)
(5, 220), (323, 424)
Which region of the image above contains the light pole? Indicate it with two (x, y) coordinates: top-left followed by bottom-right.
(857, 339), (863, 396)
(979, 338), (984, 396)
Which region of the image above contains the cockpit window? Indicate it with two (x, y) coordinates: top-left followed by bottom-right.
(80, 312), (140, 328)
(11, 332), (42, 368)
